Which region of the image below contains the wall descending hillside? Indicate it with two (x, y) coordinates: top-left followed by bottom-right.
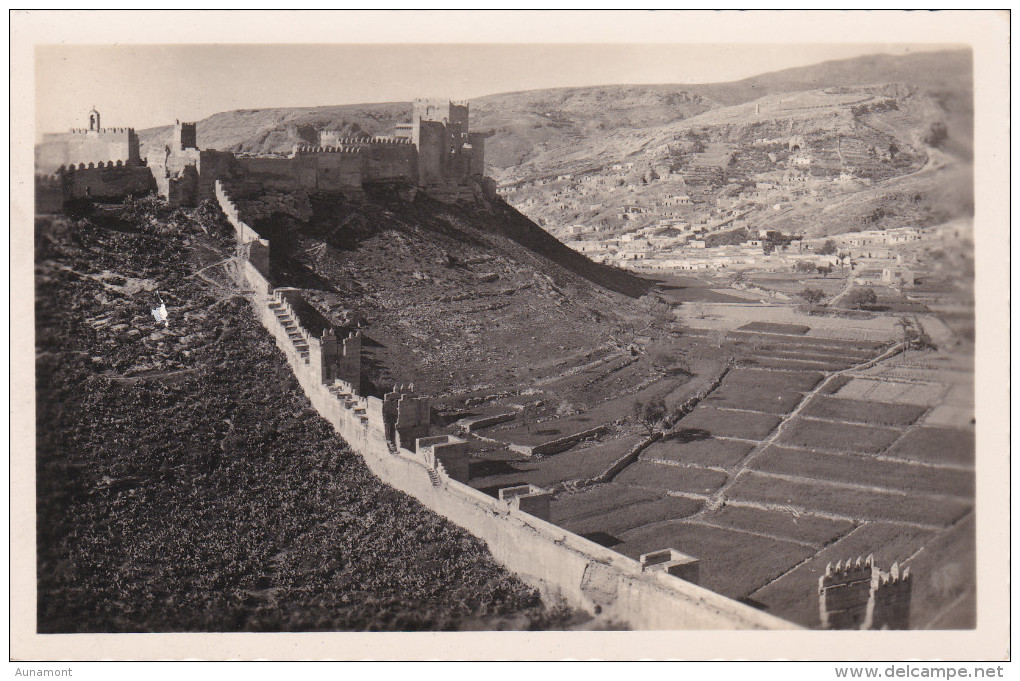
(213, 179), (799, 631)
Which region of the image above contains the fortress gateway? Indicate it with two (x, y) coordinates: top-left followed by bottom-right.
(36, 100), (494, 211)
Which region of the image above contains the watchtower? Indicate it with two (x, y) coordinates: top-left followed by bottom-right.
(410, 99), (478, 185)
(173, 120), (198, 150)
(88, 108), (101, 132)
(819, 556), (913, 630)
(411, 99), (469, 146)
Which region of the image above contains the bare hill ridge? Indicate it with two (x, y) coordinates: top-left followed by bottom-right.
(135, 49), (971, 173)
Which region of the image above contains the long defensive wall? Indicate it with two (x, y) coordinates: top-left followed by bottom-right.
(214, 180), (800, 631)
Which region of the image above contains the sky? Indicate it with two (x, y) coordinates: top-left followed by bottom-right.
(35, 42), (942, 135)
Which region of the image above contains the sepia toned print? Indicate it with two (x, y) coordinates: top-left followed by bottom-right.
(15, 10), (1009, 662)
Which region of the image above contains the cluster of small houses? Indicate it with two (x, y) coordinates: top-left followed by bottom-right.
(502, 155), (875, 236)
(565, 225), (796, 270)
(497, 131), (936, 282)
(562, 222), (935, 285)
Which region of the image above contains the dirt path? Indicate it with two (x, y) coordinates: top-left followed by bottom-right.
(699, 342), (906, 514)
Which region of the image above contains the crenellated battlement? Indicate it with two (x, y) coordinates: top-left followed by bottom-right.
(43, 101), (485, 206)
(819, 555), (913, 630)
(41, 110), (142, 176)
(317, 134), (413, 146)
(822, 555), (875, 585)
(61, 159), (139, 171)
(68, 126), (135, 134)
(292, 144), (365, 155)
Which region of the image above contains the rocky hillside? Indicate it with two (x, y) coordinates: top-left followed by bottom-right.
(229, 184), (659, 401)
(35, 199), (596, 632)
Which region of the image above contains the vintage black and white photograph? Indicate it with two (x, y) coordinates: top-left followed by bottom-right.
(12, 9), (1010, 662)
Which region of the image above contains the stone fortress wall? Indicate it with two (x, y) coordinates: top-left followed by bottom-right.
(214, 178), (799, 630)
(36, 109), (155, 208)
(38, 100), (492, 210)
(38, 106), (142, 169)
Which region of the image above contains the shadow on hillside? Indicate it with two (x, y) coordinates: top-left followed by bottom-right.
(580, 531), (622, 548)
(486, 201), (655, 299)
(270, 253), (338, 294)
(665, 428), (713, 443)
(469, 459), (533, 479)
(478, 482), (531, 498)
(273, 185), (656, 299)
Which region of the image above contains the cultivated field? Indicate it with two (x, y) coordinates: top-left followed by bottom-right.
(525, 320), (975, 629)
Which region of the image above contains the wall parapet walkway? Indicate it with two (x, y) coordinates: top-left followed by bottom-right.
(213, 191), (801, 631)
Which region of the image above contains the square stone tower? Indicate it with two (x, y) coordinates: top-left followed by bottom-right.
(174, 120), (198, 150)
(411, 99), (476, 186)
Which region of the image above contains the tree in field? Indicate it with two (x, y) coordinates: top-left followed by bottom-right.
(847, 287), (878, 309)
(895, 316), (916, 355)
(911, 316), (937, 352)
(800, 288), (825, 304)
(898, 316), (937, 353)
(819, 239), (838, 255)
(836, 251), (853, 277)
(896, 316), (915, 346)
(816, 264), (834, 278)
(794, 260), (816, 274)
(651, 348), (691, 376)
(633, 398), (668, 437)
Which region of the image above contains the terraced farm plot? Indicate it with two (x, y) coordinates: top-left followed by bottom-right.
(750, 446), (975, 498)
(731, 338), (876, 360)
(551, 484), (703, 530)
(703, 383), (804, 415)
(886, 426), (975, 467)
(557, 492), (706, 539)
(725, 368), (824, 392)
(640, 437), (755, 468)
(738, 322), (810, 335)
(776, 417), (902, 453)
(923, 405), (975, 428)
(741, 356), (857, 373)
(751, 522), (941, 627)
(698, 505), (855, 547)
(799, 395), (926, 427)
(678, 406), (782, 441)
(615, 460), (729, 496)
(552, 485), (662, 523)
(728, 331), (886, 353)
(835, 377), (946, 405)
(524, 435), (646, 486)
(488, 414), (608, 447)
(818, 375), (853, 394)
(466, 434), (648, 494)
(729, 335), (884, 360)
(741, 348), (865, 366)
(616, 520), (818, 600)
(726, 471), (972, 527)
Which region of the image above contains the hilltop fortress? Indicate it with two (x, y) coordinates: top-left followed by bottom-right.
(35, 99), (494, 211)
